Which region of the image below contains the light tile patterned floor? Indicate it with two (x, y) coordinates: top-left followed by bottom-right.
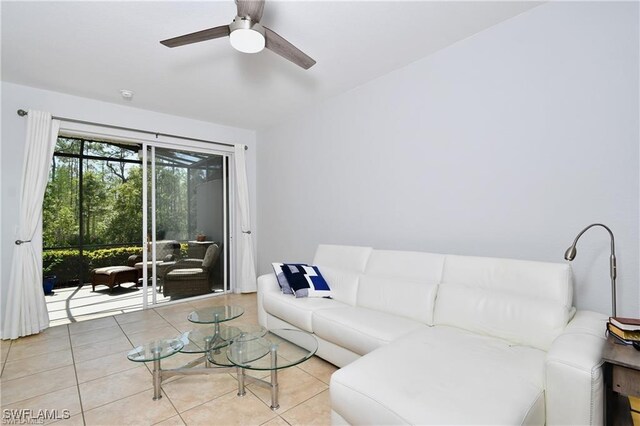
(1, 294), (337, 425)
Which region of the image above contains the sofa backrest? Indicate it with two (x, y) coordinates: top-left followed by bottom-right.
(434, 255), (573, 350)
(310, 244), (574, 349)
(313, 245), (372, 272)
(313, 244), (373, 306)
(357, 250), (445, 325)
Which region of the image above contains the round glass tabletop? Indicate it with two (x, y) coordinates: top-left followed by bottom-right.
(127, 338), (184, 362)
(178, 325), (243, 353)
(187, 305), (244, 324)
(207, 325), (268, 366)
(226, 329), (318, 371)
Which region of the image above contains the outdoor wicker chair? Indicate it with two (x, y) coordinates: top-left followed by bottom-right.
(162, 243), (220, 298)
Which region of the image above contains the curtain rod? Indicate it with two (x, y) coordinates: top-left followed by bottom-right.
(16, 109), (247, 150)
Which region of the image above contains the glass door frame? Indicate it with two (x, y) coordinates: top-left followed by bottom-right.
(141, 142), (235, 309)
(57, 120), (236, 310)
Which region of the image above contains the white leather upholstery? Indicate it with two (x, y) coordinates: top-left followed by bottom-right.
(316, 332), (361, 368)
(363, 250), (445, 282)
(313, 244), (372, 272)
(257, 273), (281, 328)
(356, 250), (444, 324)
(436, 255), (574, 350)
(315, 266), (361, 306)
(255, 245), (606, 426)
(434, 283), (570, 350)
(263, 290), (348, 332)
(265, 313), (362, 367)
(545, 310), (607, 426)
(357, 276), (438, 324)
(331, 410), (350, 426)
(330, 326), (547, 425)
(312, 306), (426, 355)
(441, 255), (573, 308)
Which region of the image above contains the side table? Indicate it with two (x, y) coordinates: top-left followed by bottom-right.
(603, 336), (640, 425)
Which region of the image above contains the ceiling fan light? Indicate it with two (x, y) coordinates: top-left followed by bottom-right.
(230, 28), (265, 54)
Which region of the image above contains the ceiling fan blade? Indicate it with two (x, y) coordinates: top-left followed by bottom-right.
(160, 25), (230, 48)
(236, 0), (265, 22)
(263, 26), (316, 70)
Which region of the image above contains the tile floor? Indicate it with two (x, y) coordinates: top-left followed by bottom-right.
(1, 293), (337, 425)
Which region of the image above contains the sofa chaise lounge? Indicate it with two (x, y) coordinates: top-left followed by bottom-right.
(257, 244), (607, 425)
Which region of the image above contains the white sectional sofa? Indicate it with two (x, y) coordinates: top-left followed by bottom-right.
(257, 245), (608, 425)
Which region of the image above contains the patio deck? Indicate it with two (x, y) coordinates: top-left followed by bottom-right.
(46, 283), (173, 327)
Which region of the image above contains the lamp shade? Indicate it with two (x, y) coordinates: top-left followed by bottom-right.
(564, 246), (577, 261)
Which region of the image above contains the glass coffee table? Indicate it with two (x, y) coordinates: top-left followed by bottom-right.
(127, 305), (253, 400)
(187, 305), (244, 324)
(224, 329), (318, 410)
(182, 305), (246, 367)
(126, 306), (318, 408)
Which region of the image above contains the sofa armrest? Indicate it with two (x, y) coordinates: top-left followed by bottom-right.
(257, 273), (280, 328)
(545, 310), (607, 426)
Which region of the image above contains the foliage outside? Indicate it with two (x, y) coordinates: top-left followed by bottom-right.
(43, 244), (189, 285)
(43, 246), (141, 284)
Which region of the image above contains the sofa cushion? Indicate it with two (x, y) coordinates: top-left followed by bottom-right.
(281, 264), (332, 298)
(434, 283), (570, 350)
(330, 326), (546, 425)
(312, 244), (372, 272)
(356, 250), (445, 324)
(441, 254), (573, 308)
(436, 255), (573, 350)
(314, 266), (360, 306)
(357, 276), (438, 325)
(262, 291), (347, 332)
(312, 307), (427, 356)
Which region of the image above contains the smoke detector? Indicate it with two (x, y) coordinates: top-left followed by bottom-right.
(120, 89), (134, 100)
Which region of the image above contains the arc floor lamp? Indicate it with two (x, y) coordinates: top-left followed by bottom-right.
(564, 223), (617, 317)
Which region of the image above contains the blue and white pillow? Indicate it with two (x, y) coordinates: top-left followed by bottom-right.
(280, 264), (332, 298)
(272, 262), (304, 295)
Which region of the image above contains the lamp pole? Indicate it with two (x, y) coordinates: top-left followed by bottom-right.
(564, 223), (617, 317)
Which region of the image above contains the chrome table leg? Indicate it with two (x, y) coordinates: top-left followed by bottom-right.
(270, 344), (279, 410)
(237, 367), (246, 397)
(152, 357), (162, 400)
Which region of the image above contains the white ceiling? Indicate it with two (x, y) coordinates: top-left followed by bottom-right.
(1, 1), (540, 130)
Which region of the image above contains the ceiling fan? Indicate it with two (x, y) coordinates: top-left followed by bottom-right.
(160, 0), (316, 70)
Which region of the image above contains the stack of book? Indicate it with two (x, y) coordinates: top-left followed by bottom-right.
(630, 396), (640, 426)
(607, 317), (640, 346)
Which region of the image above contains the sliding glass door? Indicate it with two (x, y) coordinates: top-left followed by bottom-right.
(142, 146), (230, 306)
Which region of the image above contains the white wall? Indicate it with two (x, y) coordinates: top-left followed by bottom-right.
(257, 2), (640, 316)
(0, 82), (257, 315)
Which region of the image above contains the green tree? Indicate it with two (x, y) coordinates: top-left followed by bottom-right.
(82, 169), (109, 244)
(43, 155), (79, 247)
(156, 166), (188, 240)
(105, 166), (143, 244)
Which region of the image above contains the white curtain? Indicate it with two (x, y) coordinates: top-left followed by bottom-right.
(2, 111), (60, 339)
(234, 144), (257, 293)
